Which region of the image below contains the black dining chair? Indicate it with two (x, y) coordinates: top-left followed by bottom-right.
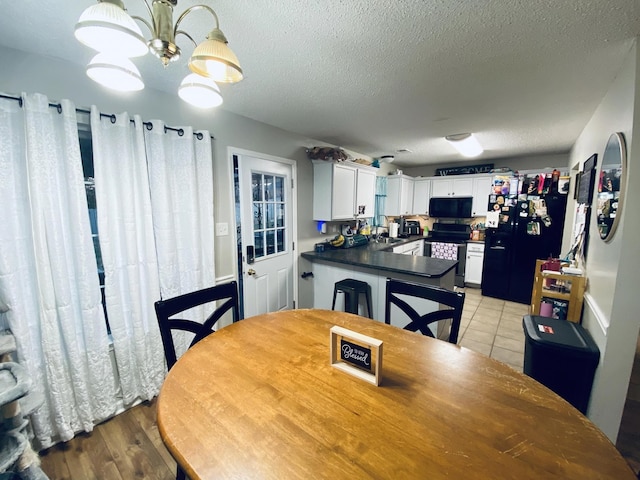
(384, 278), (465, 344)
(155, 281), (241, 480)
(154, 281), (241, 371)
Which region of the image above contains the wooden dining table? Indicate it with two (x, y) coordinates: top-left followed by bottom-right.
(156, 309), (635, 479)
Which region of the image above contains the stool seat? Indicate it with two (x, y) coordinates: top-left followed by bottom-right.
(331, 279), (373, 319)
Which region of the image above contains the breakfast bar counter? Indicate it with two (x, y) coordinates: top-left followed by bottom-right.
(301, 247), (457, 279)
(301, 242), (457, 322)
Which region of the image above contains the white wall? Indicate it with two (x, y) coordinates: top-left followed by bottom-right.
(565, 40), (640, 441)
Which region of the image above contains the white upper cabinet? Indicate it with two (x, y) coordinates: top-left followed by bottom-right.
(471, 175), (492, 216)
(355, 167), (376, 219)
(431, 177), (474, 197)
(412, 178), (432, 215)
(312, 161), (377, 221)
(384, 175), (415, 216)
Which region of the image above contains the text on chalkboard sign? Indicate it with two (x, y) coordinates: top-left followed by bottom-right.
(340, 339), (372, 371)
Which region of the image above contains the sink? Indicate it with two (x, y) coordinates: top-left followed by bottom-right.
(379, 237), (402, 244)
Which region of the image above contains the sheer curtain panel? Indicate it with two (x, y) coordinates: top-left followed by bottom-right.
(144, 121), (216, 358)
(90, 109), (165, 404)
(0, 94), (117, 448)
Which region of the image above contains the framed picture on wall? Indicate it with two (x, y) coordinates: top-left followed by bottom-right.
(577, 153), (597, 204)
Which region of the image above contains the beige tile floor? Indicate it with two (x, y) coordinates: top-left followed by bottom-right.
(457, 286), (529, 372)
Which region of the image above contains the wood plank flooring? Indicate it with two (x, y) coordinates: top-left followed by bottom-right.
(39, 399), (176, 480)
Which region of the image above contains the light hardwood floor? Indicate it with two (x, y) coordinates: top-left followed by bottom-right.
(39, 399), (176, 480)
(38, 291), (640, 478)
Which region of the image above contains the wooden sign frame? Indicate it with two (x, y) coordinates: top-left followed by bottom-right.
(330, 326), (383, 386)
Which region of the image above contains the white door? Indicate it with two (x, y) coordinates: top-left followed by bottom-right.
(238, 153), (295, 318)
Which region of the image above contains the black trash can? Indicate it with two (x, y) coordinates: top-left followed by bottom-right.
(522, 315), (600, 414)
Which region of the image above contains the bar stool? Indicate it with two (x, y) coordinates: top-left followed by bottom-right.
(331, 279), (373, 319)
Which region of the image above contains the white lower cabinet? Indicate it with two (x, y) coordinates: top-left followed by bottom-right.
(465, 243), (485, 285)
(392, 239), (424, 256)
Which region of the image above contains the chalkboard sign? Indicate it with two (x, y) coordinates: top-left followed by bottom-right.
(340, 339), (372, 371)
(330, 326), (383, 385)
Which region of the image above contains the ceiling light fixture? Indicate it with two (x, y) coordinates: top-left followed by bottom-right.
(178, 73), (223, 108)
(445, 133), (483, 158)
(86, 53), (145, 92)
(75, 0), (243, 107)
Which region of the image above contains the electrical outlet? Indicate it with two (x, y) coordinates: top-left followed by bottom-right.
(215, 222), (229, 236)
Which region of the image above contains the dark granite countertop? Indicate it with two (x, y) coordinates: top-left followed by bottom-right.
(301, 238), (457, 279)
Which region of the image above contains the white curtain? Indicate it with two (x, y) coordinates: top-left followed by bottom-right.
(0, 94), (117, 448)
(144, 121), (216, 358)
(90, 109), (165, 404)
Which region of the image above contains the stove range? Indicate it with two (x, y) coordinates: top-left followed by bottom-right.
(427, 223), (471, 244)
(424, 223), (471, 287)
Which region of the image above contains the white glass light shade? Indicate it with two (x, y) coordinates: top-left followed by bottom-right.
(75, 2), (148, 57)
(445, 133), (483, 157)
(188, 30), (243, 83)
(178, 74), (223, 108)
(86, 53), (144, 92)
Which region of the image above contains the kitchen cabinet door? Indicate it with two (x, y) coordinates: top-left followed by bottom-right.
(465, 243), (485, 285)
(312, 161), (377, 221)
(412, 178), (431, 215)
(431, 177), (473, 197)
(472, 175), (492, 216)
(331, 164), (357, 219)
(385, 175), (414, 216)
(355, 168), (376, 219)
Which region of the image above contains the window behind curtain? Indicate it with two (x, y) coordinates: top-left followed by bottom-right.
(78, 125), (109, 333)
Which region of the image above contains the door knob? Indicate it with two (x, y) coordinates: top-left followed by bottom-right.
(247, 268), (256, 276)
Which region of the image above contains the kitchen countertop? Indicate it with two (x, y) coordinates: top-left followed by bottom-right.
(302, 236), (457, 279)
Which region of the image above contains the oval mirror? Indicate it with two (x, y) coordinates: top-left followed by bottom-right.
(596, 132), (626, 241)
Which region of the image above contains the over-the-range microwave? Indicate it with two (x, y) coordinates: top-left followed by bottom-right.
(429, 196), (473, 218)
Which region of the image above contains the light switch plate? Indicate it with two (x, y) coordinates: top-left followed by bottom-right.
(215, 222), (229, 236)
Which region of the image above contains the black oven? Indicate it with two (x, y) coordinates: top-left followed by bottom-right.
(424, 240), (467, 288)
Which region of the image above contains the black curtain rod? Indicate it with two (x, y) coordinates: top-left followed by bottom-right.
(0, 93), (214, 141)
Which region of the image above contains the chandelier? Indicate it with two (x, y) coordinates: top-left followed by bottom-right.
(75, 0), (243, 108)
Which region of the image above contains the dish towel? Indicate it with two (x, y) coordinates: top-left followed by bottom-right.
(431, 242), (458, 261)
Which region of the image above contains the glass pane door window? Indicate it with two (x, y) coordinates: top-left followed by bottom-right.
(252, 172), (286, 259)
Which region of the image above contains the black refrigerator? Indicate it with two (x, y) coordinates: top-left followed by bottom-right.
(481, 176), (568, 304)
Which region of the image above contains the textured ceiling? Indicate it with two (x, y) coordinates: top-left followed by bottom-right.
(1, 1), (639, 166)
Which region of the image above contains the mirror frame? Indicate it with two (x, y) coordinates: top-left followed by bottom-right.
(596, 132), (627, 242)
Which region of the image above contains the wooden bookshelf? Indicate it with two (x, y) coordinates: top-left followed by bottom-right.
(530, 259), (587, 323)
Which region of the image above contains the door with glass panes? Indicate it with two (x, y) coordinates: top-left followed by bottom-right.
(238, 154), (294, 317)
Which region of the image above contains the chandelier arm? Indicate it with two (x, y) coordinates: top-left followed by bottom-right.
(136, 0), (155, 26)
(175, 30), (198, 49)
(174, 4), (220, 37)
(131, 15), (155, 37)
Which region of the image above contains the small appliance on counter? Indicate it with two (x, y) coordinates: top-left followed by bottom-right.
(404, 220), (421, 236)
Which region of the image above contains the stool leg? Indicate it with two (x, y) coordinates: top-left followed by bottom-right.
(345, 292), (358, 314)
(365, 285), (373, 319)
(331, 287), (339, 311)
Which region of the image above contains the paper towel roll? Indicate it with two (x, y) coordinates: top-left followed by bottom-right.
(389, 222), (399, 238)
